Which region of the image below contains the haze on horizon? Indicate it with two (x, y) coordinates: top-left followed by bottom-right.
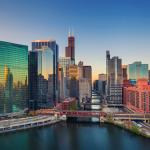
(0, 0), (150, 80)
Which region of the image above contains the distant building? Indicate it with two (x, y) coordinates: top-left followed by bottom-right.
(61, 98), (77, 110)
(67, 64), (78, 79)
(97, 74), (106, 95)
(98, 74), (106, 81)
(78, 61), (84, 79)
(93, 79), (106, 96)
(83, 66), (92, 88)
(0, 41), (28, 114)
(69, 78), (79, 98)
(59, 57), (73, 98)
(65, 33), (75, 63)
(148, 70), (150, 83)
(93, 80), (99, 92)
(106, 51), (123, 104)
(79, 78), (91, 103)
(106, 50), (110, 96)
(128, 61), (148, 82)
(29, 46), (54, 110)
(123, 79), (150, 113)
(59, 57), (73, 77)
(122, 65), (128, 81)
(58, 65), (64, 101)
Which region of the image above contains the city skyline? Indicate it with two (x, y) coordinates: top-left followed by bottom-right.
(0, 0), (150, 147)
(1, 0), (150, 80)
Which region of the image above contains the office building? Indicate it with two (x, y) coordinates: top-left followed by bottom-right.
(83, 66), (92, 87)
(97, 74), (106, 95)
(29, 46), (54, 109)
(122, 65), (128, 81)
(106, 51), (123, 104)
(149, 70), (150, 83)
(69, 78), (79, 98)
(58, 65), (64, 101)
(59, 57), (73, 77)
(67, 64), (78, 79)
(32, 40), (59, 102)
(65, 33), (75, 63)
(123, 79), (150, 113)
(0, 41), (28, 113)
(61, 98), (77, 111)
(98, 74), (106, 81)
(128, 61), (148, 82)
(79, 78), (91, 103)
(78, 61), (84, 79)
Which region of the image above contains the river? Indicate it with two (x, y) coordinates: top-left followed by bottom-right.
(0, 122), (150, 150)
(0, 93), (150, 150)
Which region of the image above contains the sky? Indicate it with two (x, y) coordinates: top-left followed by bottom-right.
(0, 0), (150, 80)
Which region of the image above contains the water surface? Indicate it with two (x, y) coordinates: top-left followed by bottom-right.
(0, 122), (149, 150)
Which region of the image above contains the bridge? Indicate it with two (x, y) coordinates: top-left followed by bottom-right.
(59, 110), (106, 117)
(113, 113), (150, 121)
(58, 110), (150, 121)
(34, 109), (150, 122)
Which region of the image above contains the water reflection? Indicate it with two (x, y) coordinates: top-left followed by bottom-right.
(0, 122), (150, 150)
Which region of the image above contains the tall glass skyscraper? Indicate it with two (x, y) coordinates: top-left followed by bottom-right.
(29, 47), (54, 110)
(0, 41), (28, 114)
(32, 40), (59, 103)
(128, 62), (148, 81)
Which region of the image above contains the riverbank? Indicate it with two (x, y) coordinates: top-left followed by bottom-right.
(105, 119), (150, 138)
(0, 116), (62, 134)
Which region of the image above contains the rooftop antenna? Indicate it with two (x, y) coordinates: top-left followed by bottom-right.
(72, 27), (74, 36)
(68, 27), (71, 37)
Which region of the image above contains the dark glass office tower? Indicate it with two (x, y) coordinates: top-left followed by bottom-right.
(32, 40), (59, 104)
(29, 47), (54, 110)
(0, 41), (28, 114)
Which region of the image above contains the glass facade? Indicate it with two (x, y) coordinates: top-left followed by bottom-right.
(0, 41), (28, 114)
(59, 57), (73, 77)
(32, 40), (59, 104)
(128, 62), (148, 81)
(29, 47), (54, 110)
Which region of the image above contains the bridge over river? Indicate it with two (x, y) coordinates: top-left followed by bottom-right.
(58, 110), (150, 122)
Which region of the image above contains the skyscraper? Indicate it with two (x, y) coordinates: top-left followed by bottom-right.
(0, 41), (28, 113)
(29, 46), (54, 110)
(78, 61), (84, 79)
(106, 51), (123, 104)
(83, 66), (92, 88)
(97, 74), (106, 96)
(79, 78), (91, 103)
(65, 33), (75, 63)
(122, 65), (128, 81)
(98, 74), (106, 81)
(32, 40), (59, 103)
(106, 50), (110, 96)
(59, 57), (73, 98)
(149, 70), (150, 83)
(58, 65), (64, 101)
(67, 64), (79, 80)
(128, 61), (148, 82)
(59, 57), (73, 77)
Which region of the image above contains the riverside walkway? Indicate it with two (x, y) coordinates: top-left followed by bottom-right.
(0, 115), (61, 134)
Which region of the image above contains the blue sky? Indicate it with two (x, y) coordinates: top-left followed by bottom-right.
(0, 0), (150, 79)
